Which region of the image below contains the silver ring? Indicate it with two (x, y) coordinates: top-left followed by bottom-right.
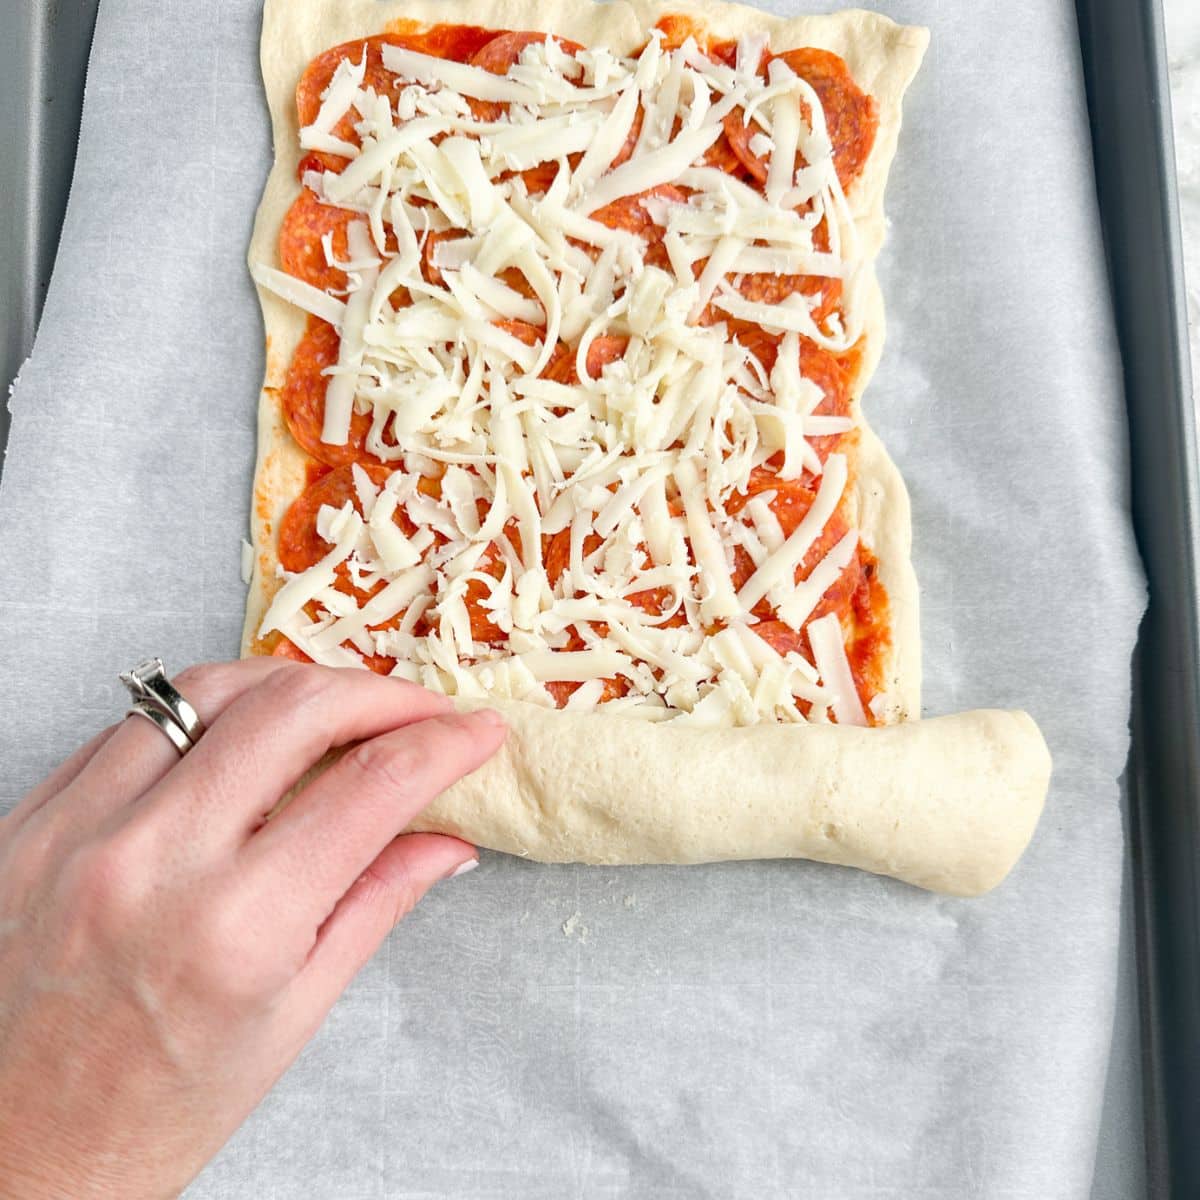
(118, 658), (206, 745)
(126, 699), (193, 756)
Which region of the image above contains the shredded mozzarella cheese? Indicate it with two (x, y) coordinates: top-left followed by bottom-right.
(263, 30), (877, 725)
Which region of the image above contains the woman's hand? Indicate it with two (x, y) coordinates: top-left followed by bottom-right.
(0, 658), (506, 1199)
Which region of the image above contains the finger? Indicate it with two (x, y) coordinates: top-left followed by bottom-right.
(3, 724), (120, 832)
(291, 833), (477, 1013)
(241, 708), (505, 924)
(139, 667), (454, 852)
(37, 658), (292, 837)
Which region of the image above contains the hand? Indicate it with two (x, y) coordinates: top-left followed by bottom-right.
(0, 658), (506, 1199)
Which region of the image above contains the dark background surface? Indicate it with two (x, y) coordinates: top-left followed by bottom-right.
(1, 0), (1193, 1194)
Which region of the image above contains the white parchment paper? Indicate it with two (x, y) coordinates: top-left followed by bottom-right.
(0, 1), (1147, 1195)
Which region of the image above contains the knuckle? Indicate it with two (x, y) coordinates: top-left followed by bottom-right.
(174, 661), (222, 698)
(182, 891), (290, 999)
(64, 835), (150, 924)
(188, 899), (246, 971)
(173, 663), (211, 692)
(421, 714), (482, 764)
(345, 736), (422, 796)
(174, 661), (241, 717)
(355, 862), (419, 927)
(0, 818), (57, 899)
(260, 660), (337, 712)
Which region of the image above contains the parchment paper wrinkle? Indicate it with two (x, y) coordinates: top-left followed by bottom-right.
(0, 1), (1146, 1196)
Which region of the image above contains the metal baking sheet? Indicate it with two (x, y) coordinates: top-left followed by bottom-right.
(0, 0), (101, 451)
(2, 1), (1191, 1193)
(1077, 0), (1200, 1194)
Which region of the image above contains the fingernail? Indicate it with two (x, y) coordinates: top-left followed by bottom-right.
(445, 857), (479, 880)
(471, 708), (506, 730)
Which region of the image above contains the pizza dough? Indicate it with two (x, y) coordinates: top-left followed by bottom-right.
(247, 0), (1051, 895)
(413, 701), (1049, 897)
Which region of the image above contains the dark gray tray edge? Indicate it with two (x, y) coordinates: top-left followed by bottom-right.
(0, 0), (101, 450)
(1076, 0), (1200, 1194)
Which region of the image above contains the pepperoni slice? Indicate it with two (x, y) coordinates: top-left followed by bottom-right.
(722, 111), (769, 186)
(543, 521), (679, 624)
(506, 100), (641, 197)
(749, 619), (807, 659)
(737, 268), (842, 328)
(500, 107), (639, 197)
(776, 49), (877, 189)
(363, 654), (399, 676)
(468, 31), (585, 122)
(496, 319), (544, 347)
(463, 580), (501, 643)
(298, 37), (391, 128)
(702, 131), (748, 176)
(296, 151), (330, 183)
(541, 344), (576, 385)
(728, 470), (852, 611)
(280, 192), (400, 291)
(278, 462), (403, 573)
(732, 469), (816, 528)
(798, 341), (851, 415)
(676, 43), (758, 177)
(421, 228), (476, 289)
(406, 24), (499, 61)
(592, 185), (687, 269)
(707, 39), (749, 70)
(730, 324), (781, 370)
(277, 462), (423, 678)
(499, 108), (643, 201)
(296, 29), (498, 173)
(543, 527), (590, 587)
(296, 32), (489, 139)
(421, 229), (450, 288)
(653, 16), (702, 51)
(724, 48), (877, 190)
(279, 191), (354, 293)
(733, 332), (852, 465)
(470, 29), (578, 73)
(423, 231), (538, 300)
(732, 207), (842, 327)
(460, 520), (527, 644)
(272, 637), (313, 663)
(629, 583), (685, 624)
(281, 319), (386, 469)
(295, 36), (408, 171)
(615, 104), (643, 170)
(592, 185), (685, 237)
(581, 335), (629, 380)
(463, 572), (507, 644)
(544, 677), (627, 707)
(541, 335), (628, 385)
(512, 160), (570, 197)
(275, 634), (397, 680)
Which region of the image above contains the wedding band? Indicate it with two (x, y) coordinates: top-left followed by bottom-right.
(125, 699), (193, 756)
(118, 657), (206, 745)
